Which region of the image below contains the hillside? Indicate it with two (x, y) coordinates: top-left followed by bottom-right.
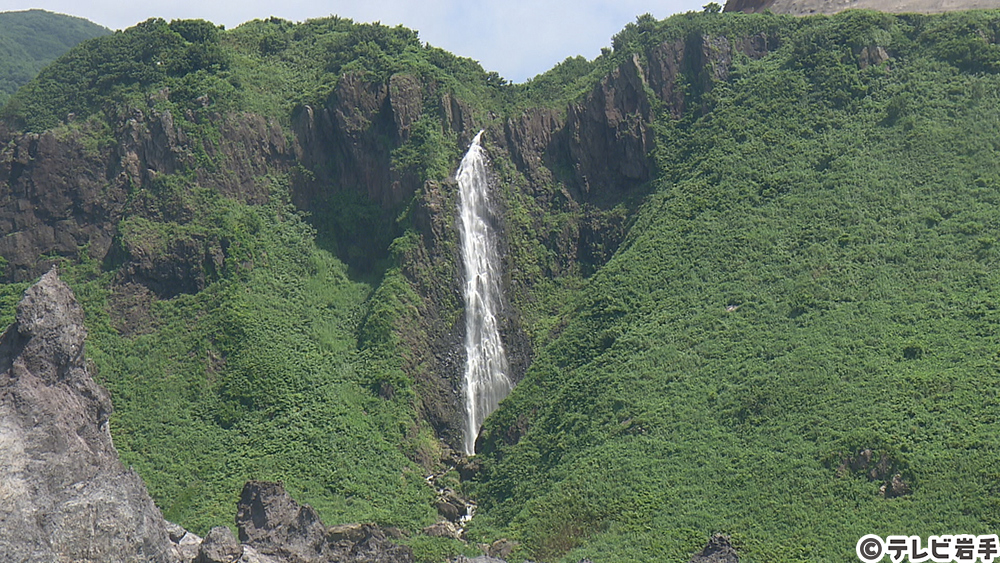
(2, 8), (1000, 563)
(0, 9), (110, 107)
(724, 0), (1000, 15)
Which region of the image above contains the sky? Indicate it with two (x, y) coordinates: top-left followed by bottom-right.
(0, 0), (708, 82)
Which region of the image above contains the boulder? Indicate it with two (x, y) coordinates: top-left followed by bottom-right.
(236, 480), (414, 563)
(689, 534), (739, 563)
(196, 526), (242, 563)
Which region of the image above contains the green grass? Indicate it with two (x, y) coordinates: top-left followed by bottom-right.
(473, 11), (1000, 561)
(57, 191), (438, 534)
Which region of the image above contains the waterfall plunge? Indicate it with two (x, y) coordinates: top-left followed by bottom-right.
(457, 131), (513, 456)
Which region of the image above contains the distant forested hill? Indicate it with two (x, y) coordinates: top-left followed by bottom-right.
(0, 9), (110, 107)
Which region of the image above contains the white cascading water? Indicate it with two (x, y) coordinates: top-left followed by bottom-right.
(457, 130), (513, 456)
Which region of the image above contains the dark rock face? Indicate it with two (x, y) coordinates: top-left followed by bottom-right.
(237, 480), (415, 563)
(113, 104), (291, 206)
(689, 534), (739, 563)
(0, 126), (126, 282)
(503, 32), (776, 205)
(566, 53), (654, 198)
(0, 268), (180, 562)
(0, 105), (292, 288)
(292, 71), (431, 212)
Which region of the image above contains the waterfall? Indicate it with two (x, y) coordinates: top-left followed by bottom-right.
(457, 131), (513, 456)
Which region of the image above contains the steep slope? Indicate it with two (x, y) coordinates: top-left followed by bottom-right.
(473, 9), (1000, 562)
(0, 9), (110, 107)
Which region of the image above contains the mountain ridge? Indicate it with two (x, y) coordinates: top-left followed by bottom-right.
(0, 9), (110, 107)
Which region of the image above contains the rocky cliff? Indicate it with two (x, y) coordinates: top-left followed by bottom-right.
(0, 268), (180, 562)
(0, 25), (780, 454)
(0, 104), (291, 291)
(724, 0), (1000, 14)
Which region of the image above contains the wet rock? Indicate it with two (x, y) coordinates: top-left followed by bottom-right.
(436, 501), (463, 523)
(440, 92), (476, 135)
(456, 456), (483, 482)
(0, 268), (180, 562)
(423, 521), (463, 540)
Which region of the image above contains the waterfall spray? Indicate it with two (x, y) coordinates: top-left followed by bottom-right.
(457, 131), (513, 455)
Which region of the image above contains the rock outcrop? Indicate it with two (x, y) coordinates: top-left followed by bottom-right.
(291, 71), (437, 212)
(0, 125), (126, 282)
(0, 268), (180, 562)
(565, 53), (654, 199)
(236, 480), (415, 563)
(688, 534), (740, 563)
(724, 0), (1000, 15)
(502, 33), (776, 204)
(0, 103), (292, 287)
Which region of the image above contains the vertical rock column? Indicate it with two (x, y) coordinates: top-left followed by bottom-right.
(0, 267), (179, 563)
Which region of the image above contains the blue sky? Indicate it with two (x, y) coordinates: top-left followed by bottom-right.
(0, 0), (708, 82)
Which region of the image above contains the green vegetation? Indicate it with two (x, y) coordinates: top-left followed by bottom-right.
(474, 9), (1000, 562)
(61, 192), (437, 533)
(0, 9), (109, 108)
(4, 7), (1000, 563)
(0, 12), (528, 542)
